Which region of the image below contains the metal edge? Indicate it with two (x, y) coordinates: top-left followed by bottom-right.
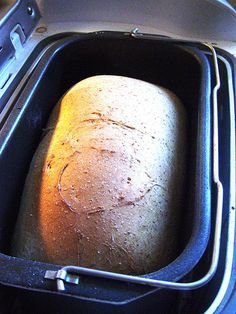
(204, 55), (236, 314)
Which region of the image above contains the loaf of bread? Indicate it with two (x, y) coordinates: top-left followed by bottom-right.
(12, 75), (186, 275)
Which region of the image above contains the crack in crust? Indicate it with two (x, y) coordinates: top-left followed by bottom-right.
(114, 182), (167, 208)
(57, 160), (166, 213)
(57, 163), (78, 214)
(78, 116), (156, 139)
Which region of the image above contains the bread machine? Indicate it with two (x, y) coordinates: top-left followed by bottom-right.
(0, 1), (235, 313)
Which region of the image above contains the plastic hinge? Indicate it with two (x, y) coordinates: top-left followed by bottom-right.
(0, 0), (40, 72)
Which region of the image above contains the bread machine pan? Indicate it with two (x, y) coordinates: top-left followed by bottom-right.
(0, 32), (211, 305)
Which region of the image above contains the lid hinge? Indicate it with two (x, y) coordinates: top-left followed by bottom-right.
(10, 24), (26, 57)
(0, 0), (40, 72)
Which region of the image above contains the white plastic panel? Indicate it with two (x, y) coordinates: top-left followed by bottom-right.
(36, 0), (236, 41)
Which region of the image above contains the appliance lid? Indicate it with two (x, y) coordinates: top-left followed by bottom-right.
(36, 0), (236, 42)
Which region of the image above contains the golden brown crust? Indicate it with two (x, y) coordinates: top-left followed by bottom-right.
(12, 75), (186, 275)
